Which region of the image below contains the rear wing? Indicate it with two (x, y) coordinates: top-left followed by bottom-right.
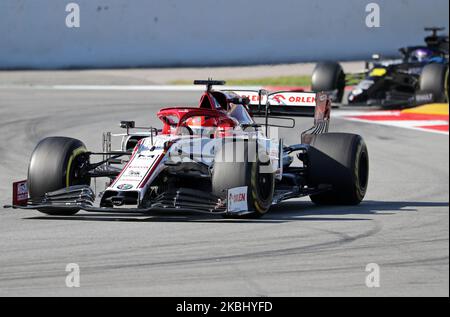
(224, 89), (330, 121)
(224, 89), (331, 142)
(223, 90), (329, 117)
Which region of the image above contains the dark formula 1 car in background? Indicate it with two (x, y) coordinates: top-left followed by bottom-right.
(5, 80), (369, 218)
(311, 27), (449, 107)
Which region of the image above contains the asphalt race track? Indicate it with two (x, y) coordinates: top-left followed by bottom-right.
(0, 88), (448, 296)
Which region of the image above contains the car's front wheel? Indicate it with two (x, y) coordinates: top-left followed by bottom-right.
(311, 62), (346, 103)
(28, 136), (91, 215)
(418, 63), (449, 103)
(212, 140), (275, 218)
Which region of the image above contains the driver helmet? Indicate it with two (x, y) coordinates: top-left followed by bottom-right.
(410, 48), (434, 62)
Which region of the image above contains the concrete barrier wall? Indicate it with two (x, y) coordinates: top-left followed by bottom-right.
(0, 0), (448, 69)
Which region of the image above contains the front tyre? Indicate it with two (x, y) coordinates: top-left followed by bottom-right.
(212, 140), (275, 218)
(28, 137), (91, 215)
(418, 63), (449, 103)
(311, 62), (346, 103)
(307, 133), (369, 205)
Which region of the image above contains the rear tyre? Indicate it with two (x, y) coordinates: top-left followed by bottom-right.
(311, 62), (346, 103)
(419, 63), (449, 103)
(212, 140), (275, 218)
(307, 133), (369, 205)
(28, 137), (90, 215)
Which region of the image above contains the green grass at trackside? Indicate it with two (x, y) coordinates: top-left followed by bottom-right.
(170, 75), (312, 87)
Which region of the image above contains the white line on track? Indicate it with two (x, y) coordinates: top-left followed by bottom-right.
(332, 110), (402, 117)
(0, 84), (263, 91)
(339, 117), (449, 135)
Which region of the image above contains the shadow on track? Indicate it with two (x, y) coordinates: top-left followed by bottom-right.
(22, 200), (448, 224)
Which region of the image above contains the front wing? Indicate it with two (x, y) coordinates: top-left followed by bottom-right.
(4, 183), (329, 216)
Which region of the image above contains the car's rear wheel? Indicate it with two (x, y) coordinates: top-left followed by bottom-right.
(307, 133), (369, 205)
(419, 63), (449, 103)
(311, 62), (346, 103)
(28, 137), (91, 215)
(212, 140), (275, 218)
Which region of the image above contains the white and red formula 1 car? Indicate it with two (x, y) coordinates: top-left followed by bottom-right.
(5, 80), (369, 218)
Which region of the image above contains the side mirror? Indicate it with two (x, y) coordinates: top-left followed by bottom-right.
(120, 121), (135, 129)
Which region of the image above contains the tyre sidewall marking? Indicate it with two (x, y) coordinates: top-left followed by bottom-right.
(66, 146), (87, 187)
(353, 139), (368, 201)
(250, 157), (274, 214)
